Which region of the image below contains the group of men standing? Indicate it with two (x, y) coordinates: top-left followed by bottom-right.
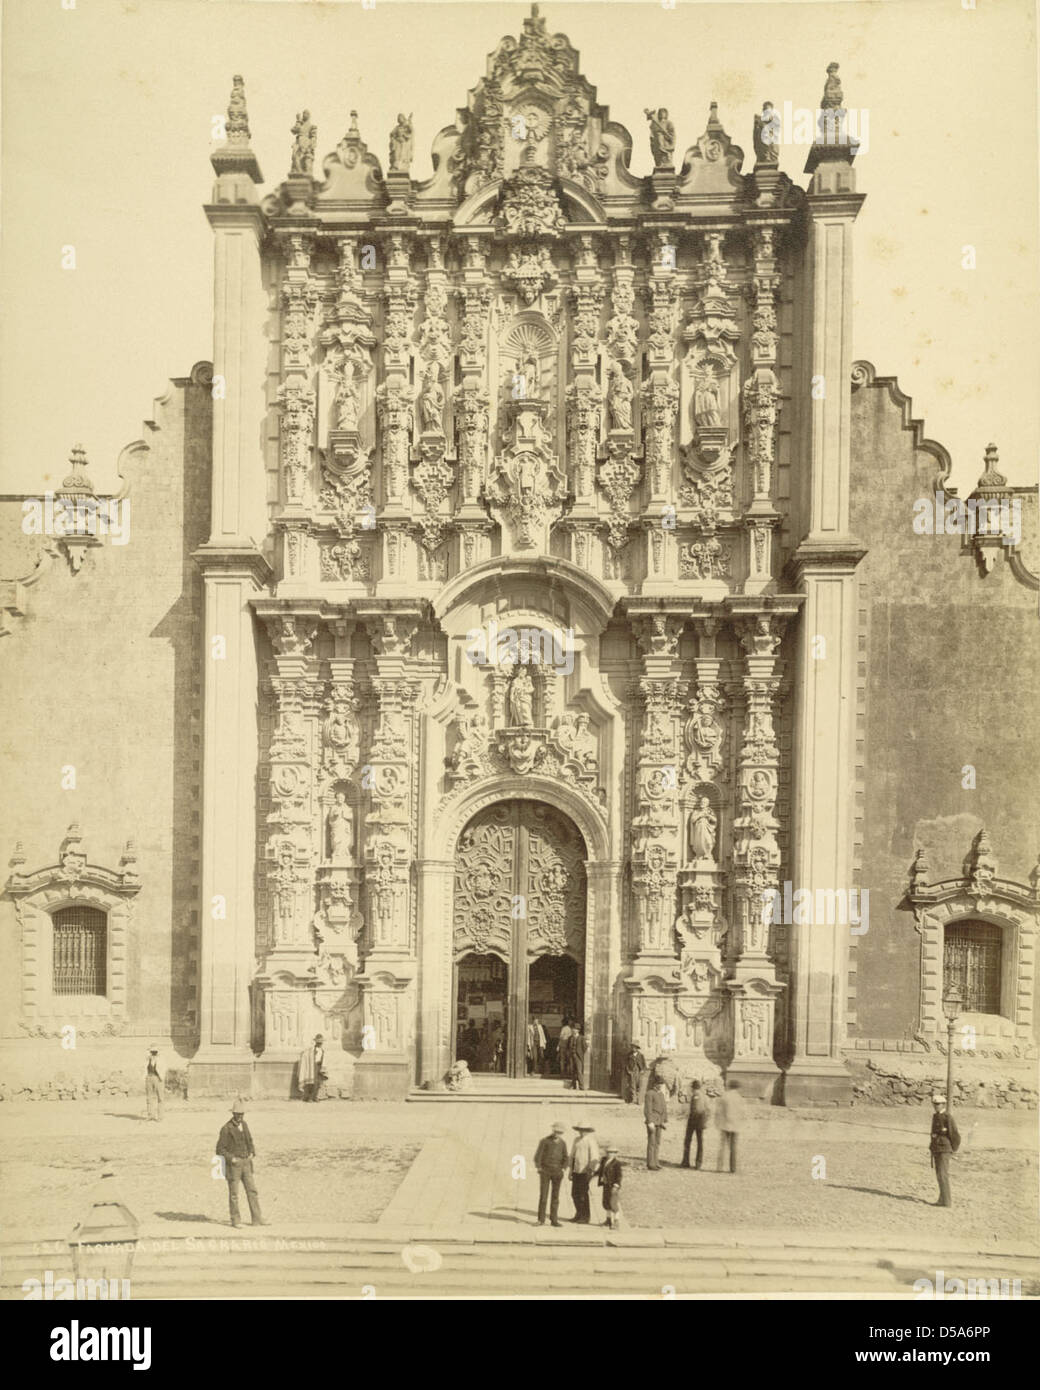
(533, 1121), (622, 1229)
(642, 1075), (745, 1172)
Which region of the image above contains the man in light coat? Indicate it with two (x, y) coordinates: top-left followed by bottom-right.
(716, 1078), (744, 1173)
(299, 1033), (327, 1102)
(569, 1123), (600, 1223)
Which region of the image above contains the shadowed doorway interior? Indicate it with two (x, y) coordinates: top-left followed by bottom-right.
(452, 799), (587, 1079)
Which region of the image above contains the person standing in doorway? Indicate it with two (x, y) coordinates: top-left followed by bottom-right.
(216, 1099), (267, 1229)
(929, 1092), (960, 1207)
(534, 1120), (569, 1227)
(716, 1079), (744, 1173)
(569, 1123), (599, 1223)
(145, 1047), (164, 1122)
(597, 1143), (623, 1229)
(570, 1024), (589, 1092)
(681, 1080), (710, 1169)
(558, 1016), (575, 1086)
(527, 1016), (547, 1076)
(644, 1076), (669, 1170)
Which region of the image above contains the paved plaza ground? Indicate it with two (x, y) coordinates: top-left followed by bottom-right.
(0, 1095), (1035, 1249)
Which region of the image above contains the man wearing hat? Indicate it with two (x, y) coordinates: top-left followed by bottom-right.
(569, 1122), (600, 1223)
(299, 1034), (327, 1102)
(644, 1076), (669, 1170)
(533, 1120), (569, 1227)
(145, 1046), (164, 1122)
(216, 1099), (267, 1228)
(928, 1093), (960, 1207)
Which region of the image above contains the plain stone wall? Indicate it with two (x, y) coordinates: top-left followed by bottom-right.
(848, 369), (1040, 1044)
(0, 369), (211, 1086)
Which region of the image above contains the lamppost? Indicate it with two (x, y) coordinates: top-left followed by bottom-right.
(943, 983), (963, 1110)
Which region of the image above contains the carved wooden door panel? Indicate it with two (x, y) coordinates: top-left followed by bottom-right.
(453, 801), (587, 1077)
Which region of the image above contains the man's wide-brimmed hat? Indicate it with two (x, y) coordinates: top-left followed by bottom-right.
(231, 1098), (246, 1114)
(551, 1121), (566, 1133)
(148, 1046), (158, 1053)
(606, 1143), (619, 1153)
(314, 1034), (324, 1042)
(932, 1093), (946, 1104)
(573, 1122), (595, 1132)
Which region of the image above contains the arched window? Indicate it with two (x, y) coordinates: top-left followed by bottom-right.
(943, 920), (1002, 1015)
(52, 906), (107, 996)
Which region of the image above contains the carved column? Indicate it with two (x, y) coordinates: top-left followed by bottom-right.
(352, 610), (422, 1098)
(725, 613), (786, 1093)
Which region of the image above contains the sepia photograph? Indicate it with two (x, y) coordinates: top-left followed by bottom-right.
(0, 0), (1037, 1346)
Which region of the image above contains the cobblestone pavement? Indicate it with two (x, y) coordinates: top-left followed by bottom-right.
(0, 1098), (1035, 1252)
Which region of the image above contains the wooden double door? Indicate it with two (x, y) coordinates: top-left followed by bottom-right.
(452, 800), (587, 1078)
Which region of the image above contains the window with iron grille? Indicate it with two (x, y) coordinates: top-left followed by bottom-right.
(944, 920), (1003, 1015)
(52, 906), (107, 996)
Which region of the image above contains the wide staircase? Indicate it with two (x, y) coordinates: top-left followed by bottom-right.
(5, 1226), (1036, 1299)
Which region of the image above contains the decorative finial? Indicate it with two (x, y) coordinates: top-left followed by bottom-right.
(963, 828), (998, 891)
(211, 76), (263, 183)
(908, 847), (931, 895)
(60, 445), (95, 497)
(226, 75), (250, 146)
(976, 443), (1007, 489)
(290, 110), (317, 177)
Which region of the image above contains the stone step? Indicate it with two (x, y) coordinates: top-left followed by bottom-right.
(408, 1088), (619, 1104)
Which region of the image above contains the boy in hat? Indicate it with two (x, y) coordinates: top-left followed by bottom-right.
(597, 1143), (623, 1229)
(929, 1093), (960, 1207)
(145, 1046), (164, 1122)
(569, 1122), (600, 1223)
(216, 1099), (267, 1228)
(534, 1120), (569, 1227)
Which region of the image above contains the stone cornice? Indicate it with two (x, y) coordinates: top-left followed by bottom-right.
(784, 540), (868, 585)
(193, 543), (273, 587)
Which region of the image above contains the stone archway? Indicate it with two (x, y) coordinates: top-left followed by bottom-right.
(451, 799), (588, 1078)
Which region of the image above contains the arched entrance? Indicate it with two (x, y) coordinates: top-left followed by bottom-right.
(452, 800), (587, 1078)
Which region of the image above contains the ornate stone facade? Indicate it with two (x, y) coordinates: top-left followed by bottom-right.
(4, 9), (1035, 1103)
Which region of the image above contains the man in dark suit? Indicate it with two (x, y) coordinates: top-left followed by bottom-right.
(215, 1098), (268, 1228)
(681, 1079), (710, 1169)
(534, 1120), (569, 1227)
(644, 1077), (668, 1170)
(929, 1092), (960, 1207)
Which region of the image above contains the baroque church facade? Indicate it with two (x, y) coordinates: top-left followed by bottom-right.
(2, 8), (1037, 1105)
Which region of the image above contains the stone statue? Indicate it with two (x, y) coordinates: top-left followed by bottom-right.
(607, 362), (633, 431)
(291, 110), (316, 176)
(327, 792), (354, 863)
(508, 666), (535, 728)
(693, 373), (722, 428)
(821, 62), (844, 110)
(419, 365), (445, 433)
(688, 796), (717, 862)
(389, 112), (414, 172)
(571, 712), (597, 769)
(644, 107), (676, 166)
(753, 102), (779, 164)
(335, 360), (359, 431)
